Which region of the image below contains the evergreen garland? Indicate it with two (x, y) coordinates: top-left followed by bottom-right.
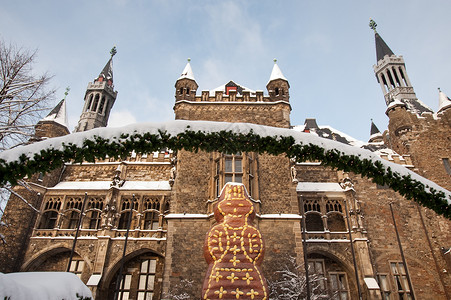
(0, 128), (449, 219)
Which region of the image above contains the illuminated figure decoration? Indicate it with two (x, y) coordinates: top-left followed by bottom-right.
(202, 183), (268, 299)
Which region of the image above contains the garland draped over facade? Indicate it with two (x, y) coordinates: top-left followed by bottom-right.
(0, 121), (449, 219)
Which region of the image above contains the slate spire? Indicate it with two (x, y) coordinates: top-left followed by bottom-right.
(369, 119), (383, 143)
(370, 19), (395, 62)
(97, 47), (116, 86)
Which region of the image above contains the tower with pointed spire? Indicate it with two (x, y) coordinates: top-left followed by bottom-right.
(175, 58), (198, 102)
(371, 20), (432, 115)
(74, 48), (118, 132)
(266, 59), (290, 102)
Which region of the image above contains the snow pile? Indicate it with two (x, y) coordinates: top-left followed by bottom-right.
(0, 272), (92, 300)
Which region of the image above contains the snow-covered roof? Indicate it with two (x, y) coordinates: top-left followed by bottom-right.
(210, 81), (256, 96)
(0, 272), (92, 300)
(292, 124), (365, 148)
(178, 60), (195, 81)
(41, 99), (68, 128)
(49, 181), (171, 191)
(268, 60), (288, 84)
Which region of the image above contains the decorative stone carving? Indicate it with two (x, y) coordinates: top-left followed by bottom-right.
(202, 183), (268, 299)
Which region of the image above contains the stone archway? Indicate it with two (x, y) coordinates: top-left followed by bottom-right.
(99, 249), (165, 300)
(306, 248), (358, 299)
(21, 245), (91, 283)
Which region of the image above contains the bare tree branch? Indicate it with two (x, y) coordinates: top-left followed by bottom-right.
(0, 39), (55, 151)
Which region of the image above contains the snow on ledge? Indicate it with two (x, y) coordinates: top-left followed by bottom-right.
(165, 213), (209, 219)
(0, 272), (93, 300)
(297, 182), (344, 192)
(258, 214), (302, 219)
(49, 180), (171, 191)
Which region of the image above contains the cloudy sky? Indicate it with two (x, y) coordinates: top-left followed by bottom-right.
(1, 1), (450, 142)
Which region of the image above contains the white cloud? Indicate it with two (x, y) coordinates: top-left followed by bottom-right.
(107, 110), (137, 128)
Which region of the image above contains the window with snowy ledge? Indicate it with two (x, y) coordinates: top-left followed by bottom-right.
(212, 152), (258, 199)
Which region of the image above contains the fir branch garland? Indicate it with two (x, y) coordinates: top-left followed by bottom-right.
(0, 127), (449, 219)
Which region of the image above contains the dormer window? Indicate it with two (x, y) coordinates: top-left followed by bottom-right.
(226, 86), (237, 95)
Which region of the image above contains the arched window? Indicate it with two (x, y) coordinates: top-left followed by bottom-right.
(109, 255), (162, 300)
(67, 211), (80, 229)
(98, 96), (106, 113)
(327, 213), (346, 232)
(66, 197), (82, 210)
(39, 211), (58, 229)
(88, 210), (101, 229)
(121, 197), (138, 211)
(86, 94), (93, 112)
(87, 197), (104, 210)
(305, 213), (324, 231)
(143, 211), (160, 230)
(92, 94), (100, 112)
(275, 87), (279, 96)
(44, 197), (61, 211)
(118, 211), (132, 230)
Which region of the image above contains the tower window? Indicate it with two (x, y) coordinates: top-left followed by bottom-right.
(98, 96), (106, 114)
(86, 94), (93, 112)
(275, 87), (279, 96)
(443, 158), (451, 175)
(92, 94), (100, 112)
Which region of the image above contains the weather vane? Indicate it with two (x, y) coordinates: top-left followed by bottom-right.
(369, 19), (377, 33)
(64, 87), (70, 99)
(110, 46), (117, 57)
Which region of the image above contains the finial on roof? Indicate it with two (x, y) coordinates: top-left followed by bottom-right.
(369, 19), (377, 33)
(110, 46), (117, 57)
(438, 87), (441, 92)
(187, 58), (191, 62)
(273, 58), (277, 63)
(64, 87), (70, 100)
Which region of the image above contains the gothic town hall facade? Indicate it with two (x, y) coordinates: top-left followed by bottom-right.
(1, 27), (451, 300)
